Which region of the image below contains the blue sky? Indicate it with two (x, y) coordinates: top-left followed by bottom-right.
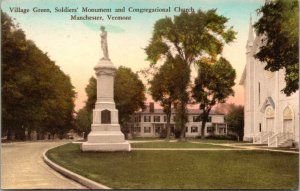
(2, 0), (263, 110)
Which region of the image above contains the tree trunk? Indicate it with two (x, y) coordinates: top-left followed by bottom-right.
(201, 120), (206, 139)
(180, 126), (186, 141)
(200, 110), (210, 139)
(27, 128), (32, 141)
(179, 102), (187, 141)
(165, 102), (172, 140)
(7, 128), (14, 141)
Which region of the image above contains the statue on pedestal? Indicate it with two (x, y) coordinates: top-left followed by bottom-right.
(81, 25), (131, 152)
(100, 26), (109, 60)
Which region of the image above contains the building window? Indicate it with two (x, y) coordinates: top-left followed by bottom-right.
(154, 116), (160, 122)
(258, 82), (261, 105)
(191, 126), (198, 133)
(207, 126), (213, 133)
(224, 128), (226, 134)
(208, 116), (212, 122)
(135, 116), (141, 122)
(134, 126), (141, 133)
(172, 116), (176, 122)
(101, 109), (111, 124)
(186, 127), (189, 132)
(193, 116), (201, 122)
(155, 126), (161, 133)
(144, 116), (151, 122)
(259, 123), (261, 132)
(218, 128), (225, 134)
(194, 115), (212, 122)
(144, 126), (151, 133)
(164, 116), (167, 122)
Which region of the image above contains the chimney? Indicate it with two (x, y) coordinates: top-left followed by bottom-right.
(149, 102), (154, 113)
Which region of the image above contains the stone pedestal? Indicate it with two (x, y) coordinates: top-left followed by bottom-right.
(81, 59), (131, 152)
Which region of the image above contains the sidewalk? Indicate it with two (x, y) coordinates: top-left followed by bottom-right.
(190, 141), (299, 154)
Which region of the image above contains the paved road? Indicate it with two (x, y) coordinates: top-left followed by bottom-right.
(1, 141), (86, 189)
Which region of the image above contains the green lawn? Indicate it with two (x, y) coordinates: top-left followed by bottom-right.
(131, 141), (230, 148)
(46, 143), (298, 189)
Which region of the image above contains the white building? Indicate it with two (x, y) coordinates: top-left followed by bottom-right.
(128, 103), (227, 138)
(240, 18), (299, 147)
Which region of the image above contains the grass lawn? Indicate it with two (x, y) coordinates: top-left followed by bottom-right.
(46, 143), (298, 189)
(131, 141), (231, 148)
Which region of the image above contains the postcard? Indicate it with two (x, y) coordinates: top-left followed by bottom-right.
(1, 0), (299, 190)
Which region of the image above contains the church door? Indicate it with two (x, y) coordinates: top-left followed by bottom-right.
(283, 119), (293, 134)
(283, 107), (294, 136)
(266, 118), (274, 133)
(265, 106), (275, 133)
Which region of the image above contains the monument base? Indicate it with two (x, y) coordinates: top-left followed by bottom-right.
(81, 141), (131, 152)
(81, 125), (131, 152)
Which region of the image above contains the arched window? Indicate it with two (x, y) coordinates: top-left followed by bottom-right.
(265, 106), (274, 119)
(283, 107), (293, 120)
(101, 109), (111, 124)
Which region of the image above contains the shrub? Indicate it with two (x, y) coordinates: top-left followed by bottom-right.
(203, 135), (237, 140)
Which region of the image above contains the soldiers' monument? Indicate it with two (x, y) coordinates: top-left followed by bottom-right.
(81, 26), (131, 152)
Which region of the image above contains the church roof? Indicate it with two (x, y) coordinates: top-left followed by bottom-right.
(246, 16), (254, 47)
(260, 97), (275, 112)
(239, 66), (246, 85)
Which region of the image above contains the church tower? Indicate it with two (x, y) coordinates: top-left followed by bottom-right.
(243, 16), (255, 141)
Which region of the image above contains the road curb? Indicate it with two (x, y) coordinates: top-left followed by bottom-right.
(43, 146), (111, 189)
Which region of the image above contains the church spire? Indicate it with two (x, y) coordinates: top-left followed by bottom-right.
(247, 14), (254, 48)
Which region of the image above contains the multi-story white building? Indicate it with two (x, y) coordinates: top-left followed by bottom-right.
(240, 18), (299, 147)
(128, 103), (227, 138)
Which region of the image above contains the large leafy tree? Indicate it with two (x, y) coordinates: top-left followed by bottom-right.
(85, 77), (97, 112)
(254, 0), (299, 96)
(225, 104), (244, 141)
(75, 107), (92, 138)
(114, 66), (146, 134)
(76, 66), (146, 136)
(145, 9), (236, 137)
(149, 55), (190, 139)
(192, 58), (236, 139)
(2, 11), (76, 140)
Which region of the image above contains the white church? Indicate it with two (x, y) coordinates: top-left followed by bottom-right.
(240, 18), (299, 147)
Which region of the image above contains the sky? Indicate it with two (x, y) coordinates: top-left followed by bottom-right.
(2, 0), (264, 111)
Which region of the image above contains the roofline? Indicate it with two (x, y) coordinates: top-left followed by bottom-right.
(239, 66), (246, 85)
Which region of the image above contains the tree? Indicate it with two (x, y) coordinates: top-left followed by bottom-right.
(254, 0), (299, 96)
(149, 55), (189, 139)
(192, 58), (236, 139)
(145, 9), (236, 138)
(2, 11), (76, 140)
(76, 66), (146, 137)
(114, 66), (146, 134)
(85, 77), (97, 112)
(75, 107), (92, 138)
(225, 104), (244, 141)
